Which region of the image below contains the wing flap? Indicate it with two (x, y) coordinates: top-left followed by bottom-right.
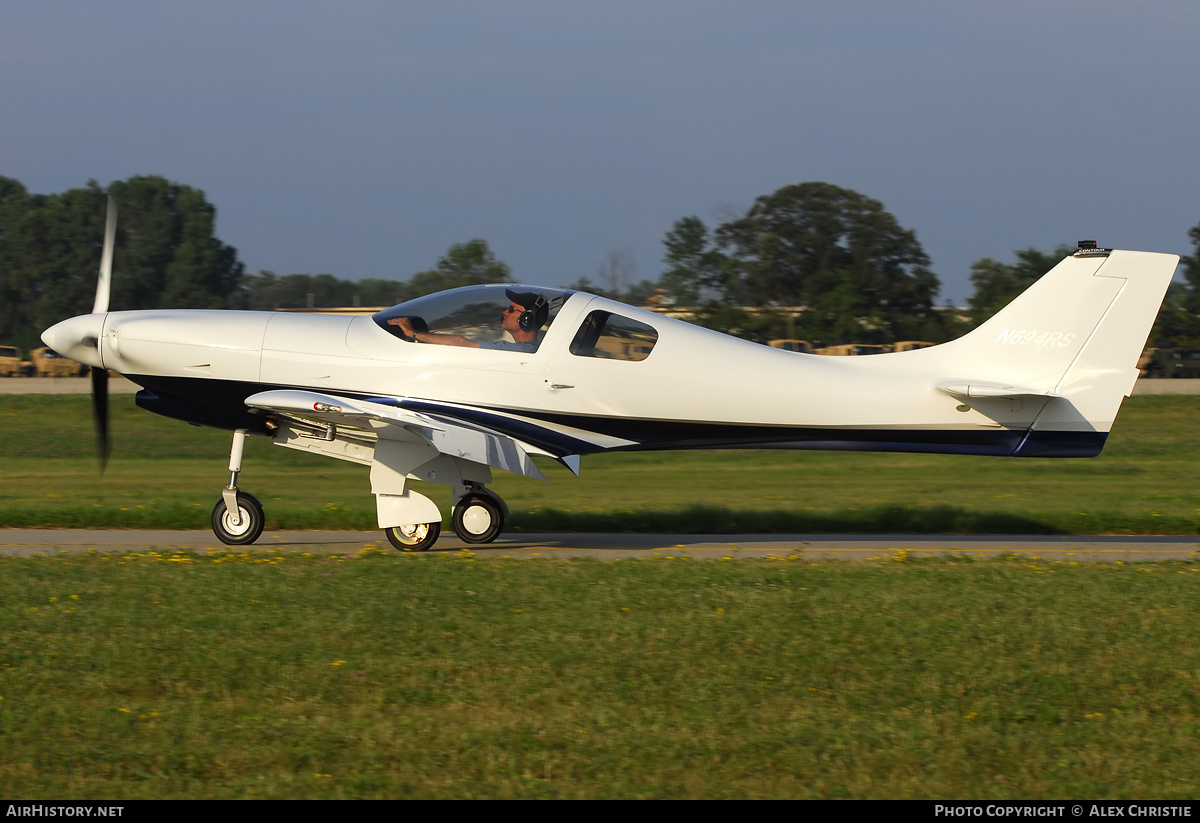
(245, 389), (545, 480)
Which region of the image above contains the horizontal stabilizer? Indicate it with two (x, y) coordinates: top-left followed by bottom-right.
(937, 382), (1059, 399)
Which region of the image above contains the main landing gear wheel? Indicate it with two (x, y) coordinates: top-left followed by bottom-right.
(452, 495), (504, 544)
(211, 491), (265, 546)
(385, 521), (441, 552)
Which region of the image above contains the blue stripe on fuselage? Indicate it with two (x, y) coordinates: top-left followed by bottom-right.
(123, 374), (1107, 458)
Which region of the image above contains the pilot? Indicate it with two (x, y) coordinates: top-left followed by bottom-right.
(388, 289), (549, 352)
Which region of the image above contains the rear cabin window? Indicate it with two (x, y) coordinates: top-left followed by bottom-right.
(569, 311), (658, 361)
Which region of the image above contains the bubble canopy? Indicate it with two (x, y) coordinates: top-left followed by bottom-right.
(372, 284), (574, 351)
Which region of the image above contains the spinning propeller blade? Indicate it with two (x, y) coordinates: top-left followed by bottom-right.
(93, 196), (116, 314)
(91, 195), (116, 471)
(91, 365), (110, 473)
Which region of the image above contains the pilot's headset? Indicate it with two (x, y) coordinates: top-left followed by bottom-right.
(511, 292), (550, 332)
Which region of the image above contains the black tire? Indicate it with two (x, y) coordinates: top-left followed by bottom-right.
(385, 521), (441, 552)
(452, 495), (504, 544)
(211, 491), (265, 546)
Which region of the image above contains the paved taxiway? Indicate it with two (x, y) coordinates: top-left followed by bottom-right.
(1, 530), (1196, 561)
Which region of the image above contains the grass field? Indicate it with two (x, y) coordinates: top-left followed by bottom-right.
(1, 550), (1198, 799)
(1, 394), (1198, 534)
(2, 395), (1199, 798)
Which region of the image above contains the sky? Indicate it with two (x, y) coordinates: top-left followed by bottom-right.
(3, 1), (1198, 305)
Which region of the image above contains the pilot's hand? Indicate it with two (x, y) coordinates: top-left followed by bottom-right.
(388, 317), (415, 338)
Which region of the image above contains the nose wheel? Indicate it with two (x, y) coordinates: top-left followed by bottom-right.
(452, 494), (505, 544)
(385, 521), (441, 552)
(212, 491), (265, 545)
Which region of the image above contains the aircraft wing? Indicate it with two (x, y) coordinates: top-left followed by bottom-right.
(244, 389), (547, 480)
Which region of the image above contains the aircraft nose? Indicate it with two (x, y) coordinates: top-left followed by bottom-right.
(42, 314), (105, 369)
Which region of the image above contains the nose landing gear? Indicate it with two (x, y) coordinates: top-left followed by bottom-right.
(211, 428), (266, 545)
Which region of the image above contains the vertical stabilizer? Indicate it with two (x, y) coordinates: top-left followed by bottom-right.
(938, 248), (1178, 443)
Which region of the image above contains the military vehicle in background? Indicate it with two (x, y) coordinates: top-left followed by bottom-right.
(767, 339), (814, 354)
(814, 343), (891, 356)
(0, 345), (32, 377)
(1143, 348), (1200, 379)
(29, 347), (88, 377)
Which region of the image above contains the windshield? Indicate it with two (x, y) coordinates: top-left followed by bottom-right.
(373, 284), (573, 352)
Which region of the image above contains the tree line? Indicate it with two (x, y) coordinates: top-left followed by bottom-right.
(0, 175), (515, 352)
(2, 174), (1198, 353)
(653, 184), (1200, 349)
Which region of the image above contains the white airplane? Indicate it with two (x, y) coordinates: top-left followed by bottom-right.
(42, 199), (1180, 551)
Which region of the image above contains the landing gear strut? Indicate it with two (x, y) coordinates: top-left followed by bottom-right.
(211, 428), (265, 545)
